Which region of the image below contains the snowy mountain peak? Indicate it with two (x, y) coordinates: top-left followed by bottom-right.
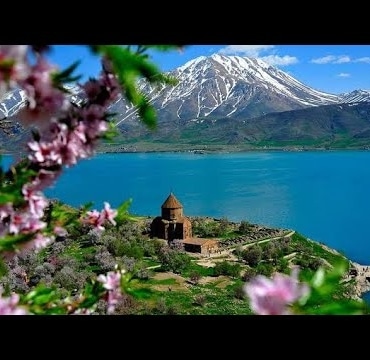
(2, 54), (370, 133)
(168, 54), (341, 108)
(340, 89), (370, 103)
(110, 54), (347, 126)
(177, 56), (207, 73)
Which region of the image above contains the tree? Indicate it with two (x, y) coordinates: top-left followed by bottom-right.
(0, 45), (181, 314)
(239, 220), (251, 235)
(242, 246), (262, 267)
(0, 45), (366, 316)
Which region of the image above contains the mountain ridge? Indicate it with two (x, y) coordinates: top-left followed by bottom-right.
(1, 54), (370, 151)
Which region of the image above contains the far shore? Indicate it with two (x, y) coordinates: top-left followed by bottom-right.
(97, 148), (370, 155)
(2, 146), (370, 158)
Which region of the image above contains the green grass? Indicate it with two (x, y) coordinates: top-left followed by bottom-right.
(180, 263), (215, 277)
(128, 287), (155, 300)
(141, 258), (161, 268)
(290, 232), (347, 265)
(122, 229), (358, 313)
(61, 243), (96, 262)
(131, 279), (252, 315)
(219, 230), (240, 239)
(143, 278), (178, 286)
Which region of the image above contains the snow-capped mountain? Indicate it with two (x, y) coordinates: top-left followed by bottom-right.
(112, 54), (343, 126)
(340, 89), (370, 104)
(2, 54), (370, 149)
(0, 89), (28, 120)
(0, 84), (85, 121)
(1, 55), (369, 127)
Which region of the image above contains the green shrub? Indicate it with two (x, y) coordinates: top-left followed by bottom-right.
(242, 246), (262, 267)
(214, 261), (241, 278)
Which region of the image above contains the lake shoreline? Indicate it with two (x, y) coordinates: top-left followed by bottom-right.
(345, 262), (370, 300)
(96, 147), (370, 155)
(3, 147), (370, 158)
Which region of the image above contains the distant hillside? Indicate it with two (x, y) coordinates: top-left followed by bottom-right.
(105, 101), (370, 151)
(2, 55), (370, 151)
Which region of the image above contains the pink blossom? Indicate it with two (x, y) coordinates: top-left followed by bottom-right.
(244, 268), (310, 315)
(16, 108), (59, 132)
(28, 121), (97, 168)
(101, 72), (121, 101)
(81, 202), (117, 233)
(80, 104), (105, 122)
(28, 140), (62, 166)
(101, 202), (117, 226)
(71, 122), (87, 143)
(71, 308), (93, 315)
(97, 270), (123, 314)
(18, 56), (68, 127)
(79, 104), (108, 139)
(81, 68), (121, 108)
(106, 289), (123, 314)
(8, 212), (46, 235)
(30, 169), (61, 192)
(97, 271), (121, 291)
(0, 287), (29, 315)
(0, 45), (29, 95)
(0, 45), (28, 63)
(5, 232), (54, 259)
(48, 122), (82, 166)
(22, 184), (48, 217)
(20, 233), (54, 251)
(82, 209), (105, 232)
(102, 57), (115, 74)
(54, 226), (68, 237)
(0, 203), (14, 221)
(82, 79), (103, 102)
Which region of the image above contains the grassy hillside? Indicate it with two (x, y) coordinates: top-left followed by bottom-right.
(97, 102), (370, 152)
(0, 201), (362, 315)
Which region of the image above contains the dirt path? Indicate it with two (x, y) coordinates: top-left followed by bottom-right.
(195, 230), (296, 267)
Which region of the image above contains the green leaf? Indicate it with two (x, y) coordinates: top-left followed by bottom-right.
(115, 198), (135, 223)
(311, 267), (325, 288)
(78, 280), (105, 309)
(101, 122), (120, 141)
(137, 96), (157, 130)
(0, 233), (35, 252)
(0, 192), (16, 204)
(52, 61), (81, 86)
(304, 300), (365, 315)
(42, 307), (67, 315)
(80, 201), (94, 212)
(0, 257), (8, 277)
(92, 45), (174, 129)
(33, 292), (57, 305)
(143, 45), (185, 52)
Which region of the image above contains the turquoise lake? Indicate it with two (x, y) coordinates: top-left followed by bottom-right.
(2, 151), (370, 265)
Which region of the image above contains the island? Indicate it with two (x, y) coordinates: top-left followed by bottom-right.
(1, 193), (368, 315)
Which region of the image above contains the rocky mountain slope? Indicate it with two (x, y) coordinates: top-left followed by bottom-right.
(111, 54), (342, 127)
(1, 55), (370, 150)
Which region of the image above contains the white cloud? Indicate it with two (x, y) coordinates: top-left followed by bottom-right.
(311, 55), (354, 64)
(335, 56), (351, 64)
(218, 45), (298, 67)
(311, 55), (337, 64)
(261, 55), (298, 66)
(355, 57), (370, 63)
(337, 73), (351, 78)
(219, 45), (275, 57)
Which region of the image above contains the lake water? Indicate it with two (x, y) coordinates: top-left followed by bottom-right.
(2, 151), (370, 266)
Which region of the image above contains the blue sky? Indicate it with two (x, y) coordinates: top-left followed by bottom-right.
(48, 45), (370, 95)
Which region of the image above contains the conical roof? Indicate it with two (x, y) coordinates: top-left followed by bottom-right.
(161, 193), (183, 209)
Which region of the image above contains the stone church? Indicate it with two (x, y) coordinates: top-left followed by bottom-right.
(150, 193), (192, 242)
